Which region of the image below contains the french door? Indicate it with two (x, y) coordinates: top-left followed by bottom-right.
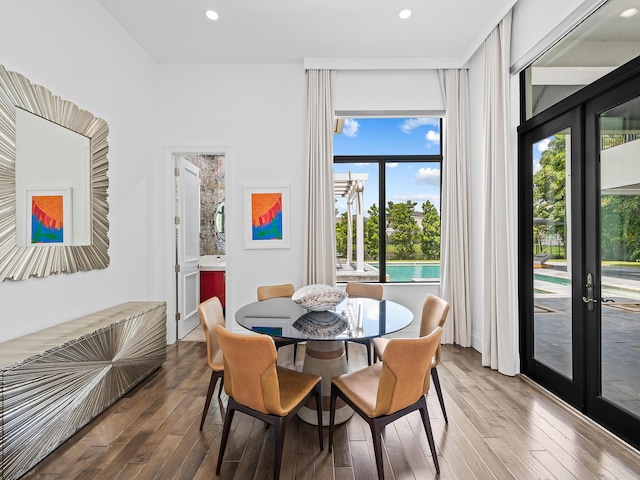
(520, 75), (640, 449)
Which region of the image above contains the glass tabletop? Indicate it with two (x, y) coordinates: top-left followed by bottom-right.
(235, 296), (413, 341)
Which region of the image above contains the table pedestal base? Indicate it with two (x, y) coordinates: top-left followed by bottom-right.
(298, 340), (353, 426)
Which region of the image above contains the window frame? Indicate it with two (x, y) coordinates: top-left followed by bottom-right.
(334, 119), (444, 283)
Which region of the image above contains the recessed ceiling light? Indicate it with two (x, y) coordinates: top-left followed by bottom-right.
(399, 9), (412, 20)
(205, 10), (219, 21)
(620, 8), (638, 18)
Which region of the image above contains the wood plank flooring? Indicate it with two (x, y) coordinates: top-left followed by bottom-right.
(20, 339), (640, 479)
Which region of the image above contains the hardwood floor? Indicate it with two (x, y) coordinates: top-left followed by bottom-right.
(20, 339), (640, 479)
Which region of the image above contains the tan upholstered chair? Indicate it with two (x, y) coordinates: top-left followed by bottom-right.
(197, 296), (225, 430)
(373, 293), (450, 422)
(329, 327), (443, 478)
(257, 283), (301, 362)
(344, 282), (384, 365)
(214, 325), (323, 479)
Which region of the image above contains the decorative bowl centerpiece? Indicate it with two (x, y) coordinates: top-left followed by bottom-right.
(292, 284), (347, 311)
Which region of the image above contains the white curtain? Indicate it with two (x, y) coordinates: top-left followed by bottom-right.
(304, 69), (337, 286)
(439, 69), (472, 347)
(481, 12), (519, 376)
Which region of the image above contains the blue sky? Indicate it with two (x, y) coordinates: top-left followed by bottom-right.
(333, 118), (442, 215)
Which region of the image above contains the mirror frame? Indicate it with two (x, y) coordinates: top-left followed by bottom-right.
(0, 65), (109, 281)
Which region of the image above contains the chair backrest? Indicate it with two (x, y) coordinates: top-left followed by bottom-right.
(257, 283), (295, 301)
(345, 282), (383, 300)
(214, 325), (286, 416)
(419, 294), (449, 363)
(419, 294), (450, 338)
(374, 326), (443, 417)
(198, 297), (225, 370)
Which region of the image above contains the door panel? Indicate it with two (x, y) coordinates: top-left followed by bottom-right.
(584, 82), (640, 446)
(176, 156), (201, 338)
(522, 108), (585, 408)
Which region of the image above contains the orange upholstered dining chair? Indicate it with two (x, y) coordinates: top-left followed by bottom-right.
(373, 293), (450, 422)
(329, 327), (443, 479)
(344, 282), (384, 365)
(197, 296), (225, 430)
(257, 283), (301, 362)
(214, 325), (323, 480)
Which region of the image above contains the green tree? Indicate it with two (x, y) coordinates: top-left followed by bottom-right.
(601, 195), (640, 261)
(533, 135), (566, 256)
(365, 204), (379, 259)
(387, 201), (419, 259)
(420, 200), (440, 260)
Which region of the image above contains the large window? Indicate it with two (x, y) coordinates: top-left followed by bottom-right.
(334, 117), (443, 283)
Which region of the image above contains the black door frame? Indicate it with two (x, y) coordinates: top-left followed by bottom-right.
(519, 107), (586, 409)
(518, 56), (640, 449)
(583, 77), (640, 447)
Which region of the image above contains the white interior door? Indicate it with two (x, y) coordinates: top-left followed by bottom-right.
(176, 156), (201, 338)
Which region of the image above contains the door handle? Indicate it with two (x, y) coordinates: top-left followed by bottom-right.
(581, 272), (597, 311)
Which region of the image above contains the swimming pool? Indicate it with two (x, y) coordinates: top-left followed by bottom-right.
(370, 263), (441, 282)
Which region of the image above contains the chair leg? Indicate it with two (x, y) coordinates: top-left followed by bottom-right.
(431, 367), (448, 423)
(418, 397), (440, 474)
(273, 416), (286, 480)
(293, 343), (298, 363)
(365, 340), (372, 366)
(200, 370), (222, 430)
(329, 383), (338, 451)
(314, 383), (324, 449)
(215, 400), (237, 475)
(218, 375), (224, 399)
(344, 340), (349, 361)
(371, 419), (385, 480)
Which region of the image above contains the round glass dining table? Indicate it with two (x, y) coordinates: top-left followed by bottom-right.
(235, 296), (413, 425)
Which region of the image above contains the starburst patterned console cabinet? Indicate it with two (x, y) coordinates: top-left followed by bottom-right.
(0, 302), (167, 480)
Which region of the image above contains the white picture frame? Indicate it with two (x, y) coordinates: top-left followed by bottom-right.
(243, 185), (290, 249)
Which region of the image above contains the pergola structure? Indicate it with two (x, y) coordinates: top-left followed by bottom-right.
(334, 172), (368, 272)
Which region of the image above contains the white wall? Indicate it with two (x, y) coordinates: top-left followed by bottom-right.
(0, 0), (159, 343)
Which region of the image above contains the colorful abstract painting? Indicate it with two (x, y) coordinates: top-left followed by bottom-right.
(244, 185), (290, 249)
(251, 192), (283, 240)
(31, 194), (64, 243)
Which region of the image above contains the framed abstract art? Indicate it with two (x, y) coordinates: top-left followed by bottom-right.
(243, 185), (290, 249)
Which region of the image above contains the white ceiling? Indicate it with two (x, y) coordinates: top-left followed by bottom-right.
(97, 0), (517, 66)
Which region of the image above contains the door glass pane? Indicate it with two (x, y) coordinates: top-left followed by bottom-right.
(599, 96), (640, 417)
(532, 129), (573, 379)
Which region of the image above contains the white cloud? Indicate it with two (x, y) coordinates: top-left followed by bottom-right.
(425, 130), (440, 145)
(537, 138), (551, 152)
(416, 167), (440, 185)
(400, 118), (439, 133)
(342, 118), (360, 137)
(386, 162), (399, 169)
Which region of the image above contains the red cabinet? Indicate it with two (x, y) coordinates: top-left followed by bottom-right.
(200, 270), (225, 306)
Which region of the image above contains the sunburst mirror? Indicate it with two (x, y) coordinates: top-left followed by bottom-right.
(0, 64), (109, 281)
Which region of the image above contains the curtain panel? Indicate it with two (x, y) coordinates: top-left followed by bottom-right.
(439, 69), (472, 347)
(304, 69), (337, 286)
(481, 12), (519, 376)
